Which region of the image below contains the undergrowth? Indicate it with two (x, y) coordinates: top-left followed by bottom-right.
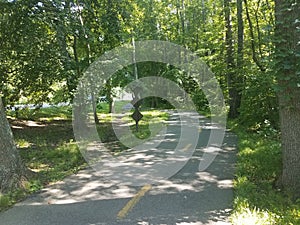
(229, 121), (300, 224)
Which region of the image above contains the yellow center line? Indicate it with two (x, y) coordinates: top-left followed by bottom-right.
(182, 143), (193, 152)
(117, 184), (152, 219)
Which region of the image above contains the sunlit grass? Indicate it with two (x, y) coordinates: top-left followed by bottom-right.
(229, 122), (300, 225)
(96, 100), (132, 113)
(114, 110), (169, 147)
(15, 139), (31, 148)
(231, 201), (277, 225)
(129, 110), (168, 138)
(96, 109), (169, 153)
(7, 105), (72, 121)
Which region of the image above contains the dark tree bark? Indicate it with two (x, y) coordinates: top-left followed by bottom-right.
(0, 98), (27, 194)
(237, 0), (244, 67)
(254, 0), (263, 59)
(225, 0), (241, 118)
(233, 0), (244, 118)
(244, 0), (266, 72)
(275, 0), (300, 199)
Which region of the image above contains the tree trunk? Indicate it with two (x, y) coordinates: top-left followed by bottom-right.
(224, 0), (239, 118)
(105, 80), (114, 114)
(275, 0), (300, 199)
(244, 0), (266, 72)
(75, 0), (100, 125)
(0, 98), (27, 194)
(91, 92), (100, 124)
(278, 96), (300, 199)
(230, 0), (244, 118)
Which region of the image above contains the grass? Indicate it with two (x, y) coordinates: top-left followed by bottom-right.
(123, 110), (168, 139)
(1, 103), (169, 211)
(8, 105), (73, 121)
(96, 100), (133, 113)
(229, 121), (300, 225)
(1, 106), (86, 211)
(96, 109), (169, 154)
(95, 100), (169, 151)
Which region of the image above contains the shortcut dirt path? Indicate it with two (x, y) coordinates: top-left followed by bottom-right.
(0, 111), (237, 225)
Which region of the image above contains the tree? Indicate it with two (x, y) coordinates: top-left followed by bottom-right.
(244, 0), (266, 72)
(0, 0), (64, 107)
(274, 0), (300, 198)
(224, 0), (240, 118)
(234, 0), (244, 118)
(0, 98), (28, 194)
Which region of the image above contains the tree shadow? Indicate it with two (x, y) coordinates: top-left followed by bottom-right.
(1, 112), (237, 225)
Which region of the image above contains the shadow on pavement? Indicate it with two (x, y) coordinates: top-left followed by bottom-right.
(0, 112), (237, 225)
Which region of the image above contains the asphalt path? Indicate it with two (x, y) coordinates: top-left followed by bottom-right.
(0, 111), (237, 225)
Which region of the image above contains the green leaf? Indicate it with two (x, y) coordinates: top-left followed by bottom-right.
(283, 63), (293, 70)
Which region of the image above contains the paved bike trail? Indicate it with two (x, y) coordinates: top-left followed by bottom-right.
(0, 111), (237, 225)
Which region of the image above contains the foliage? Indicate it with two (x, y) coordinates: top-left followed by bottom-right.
(0, 0), (278, 130)
(229, 122), (300, 225)
(238, 70), (279, 130)
(0, 0), (64, 105)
